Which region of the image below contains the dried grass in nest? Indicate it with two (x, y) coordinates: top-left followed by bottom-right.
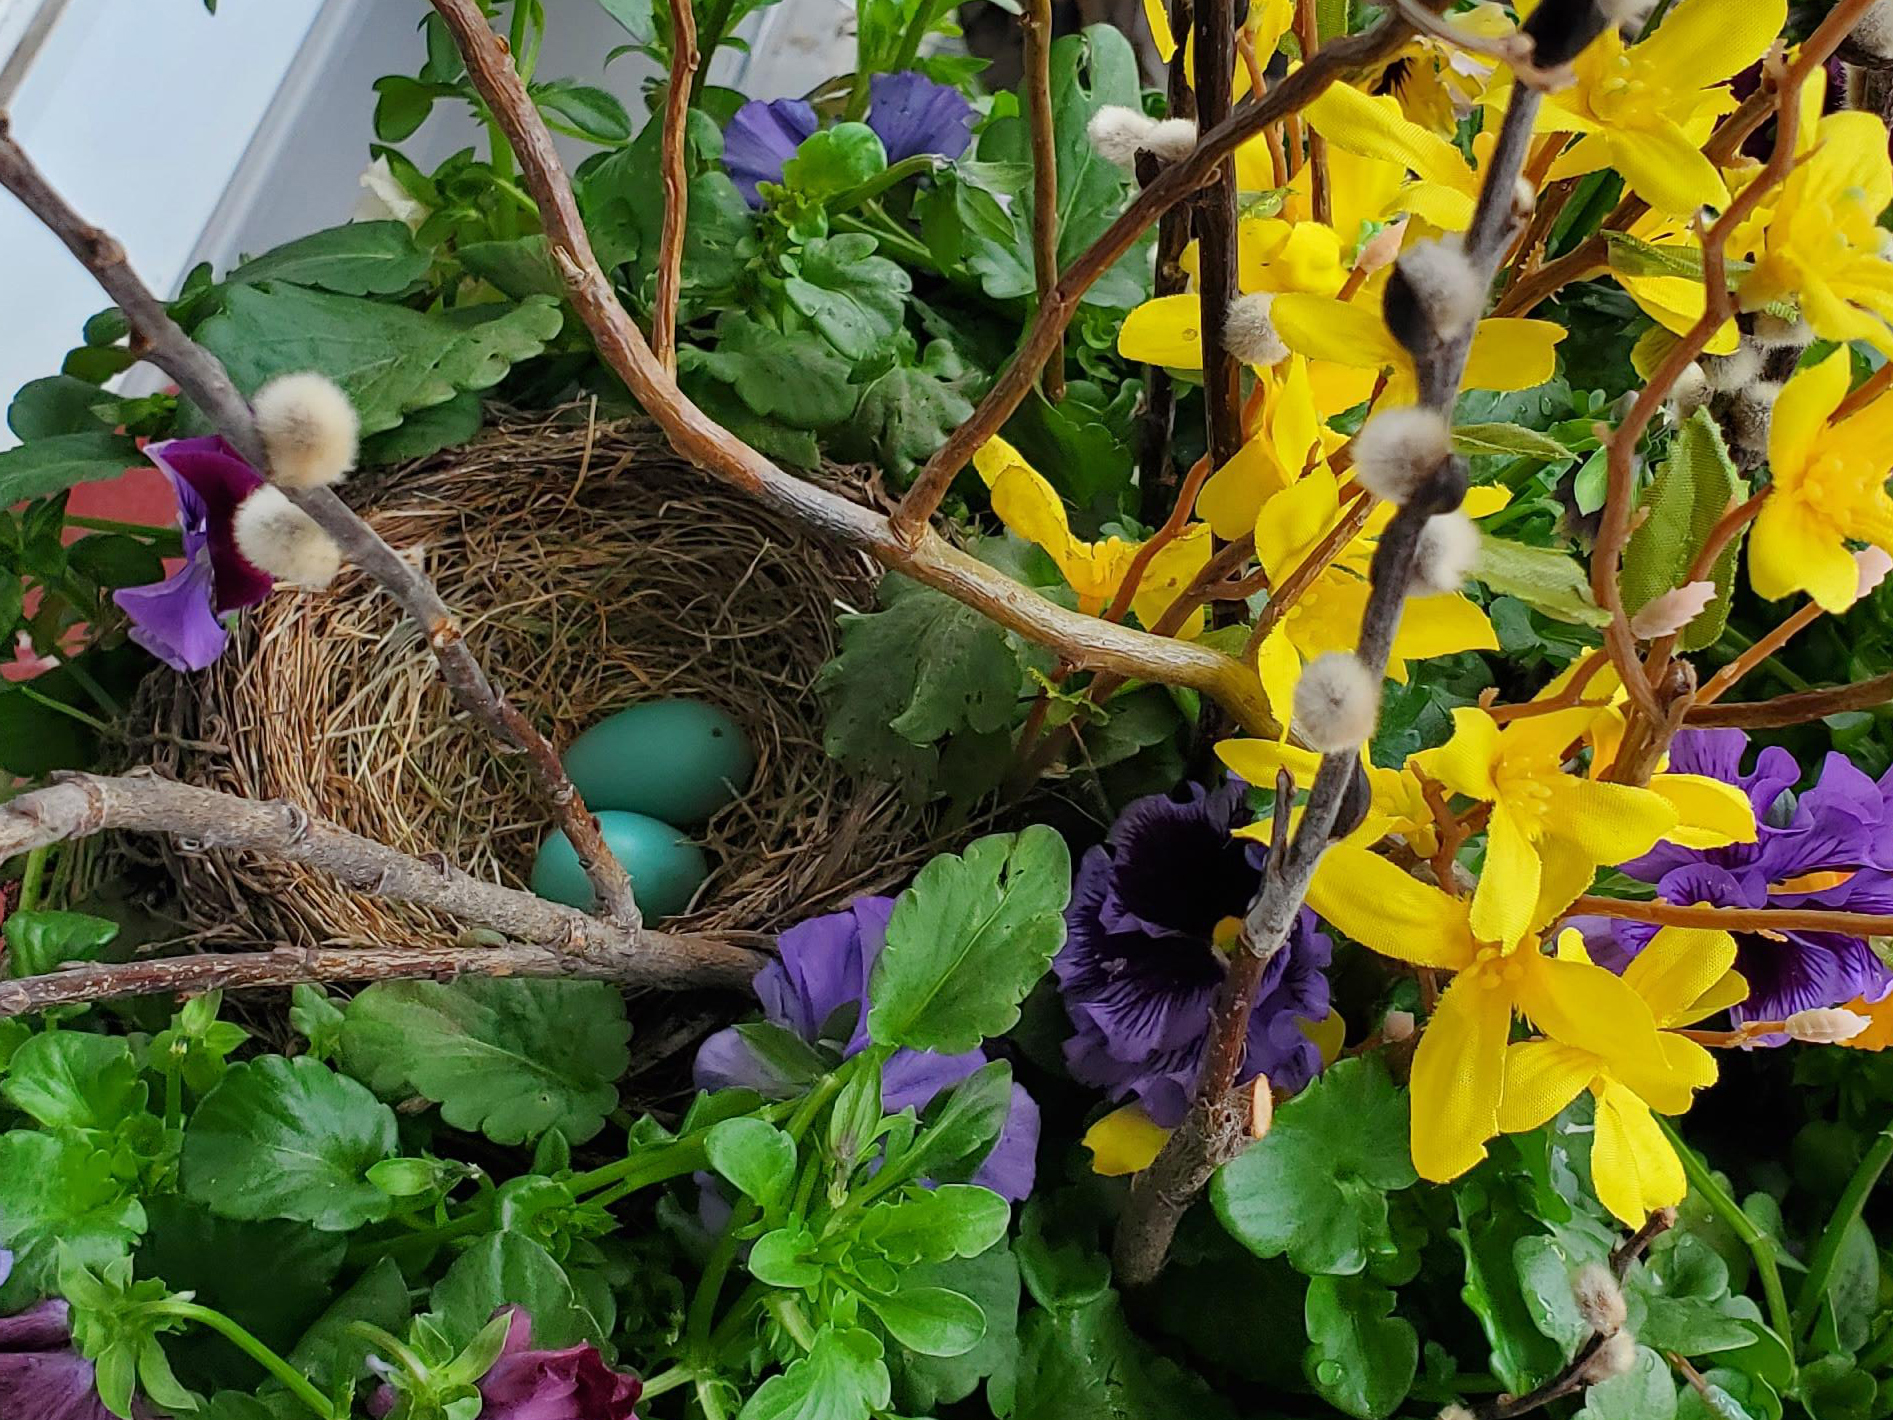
(125, 410), (937, 954)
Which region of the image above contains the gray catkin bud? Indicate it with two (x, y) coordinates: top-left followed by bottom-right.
(1224, 293), (1288, 367)
(1748, 312), (1814, 351)
(1087, 106), (1157, 168)
(1855, 0), (1893, 60)
(233, 487), (343, 589)
(1143, 118), (1199, 162)
(1437, 1408), (1476, 1420)
(1351, 406), (1452, 505)
(1667, 361), (1711, 418)
(252, 372), (359, 490)
(1702, 344), (1763, 393)
(1580, 1330), (1639, 1385)
(1393, 238), (1483, 339)
(1293, 653), (1380, 752)
(1571, 1263), (1628, 1337)
(1411, 512), (1482, 596)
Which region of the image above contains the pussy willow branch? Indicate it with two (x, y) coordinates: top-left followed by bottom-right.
(0, 772), (760, 1008)
(1137, 0), (1198, 525)
(1684, 671), (1893, 729)
(1111, 57), (1549, 1292)
(1023, 0), (1064, 403)
(1196, 0), (1243, 469)
(0, 118), (644, 932)
(1572, 893), (1893, 938)
(653, 0), (699, 373)
(429, 0), (1276, 734)
(890, 8), (1421, 539)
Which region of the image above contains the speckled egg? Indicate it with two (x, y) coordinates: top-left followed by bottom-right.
(530, 810), (710, 918)
(562, 699), (756, 826)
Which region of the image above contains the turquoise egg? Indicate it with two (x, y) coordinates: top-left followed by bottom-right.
(530, 810), (710, 918)
(562, 698), (756, 826)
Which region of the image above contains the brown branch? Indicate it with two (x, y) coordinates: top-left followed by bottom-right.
(1295, 0), (1332, 222)
(1684, 671), (1893, 729)
(1138, 7), (1196, 525)
(1694, 599), (1825, 706)
(1571, 893), (1893, 938)
(0, 772), (760, 1005)
(890, 10), (1419, 539)
(1241, 489), (1373, 666)
(653, 0), (699, 374)
(1196, 0), (1243, 469)
(428, 0), (1275, 733)
(1023, 0), (1064, 403)
(0, 117), (644, 931)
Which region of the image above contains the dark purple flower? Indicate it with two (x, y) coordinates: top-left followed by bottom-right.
(722, 98), (820, 207)
(1595, 729), (1893, 1031)
(1056, 782), (1332, 1128)
(112, 435), (273, 671)
(866, 72), (974, 165)
(694, 896), (1041, 1200)
(369, 1308), (640, 1420)
(0, 1251), (120, 1420)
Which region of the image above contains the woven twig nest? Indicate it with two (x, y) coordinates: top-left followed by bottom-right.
(126, 412), (933, 951)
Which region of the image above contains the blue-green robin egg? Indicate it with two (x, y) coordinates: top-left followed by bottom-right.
(530, 810), (710, 918)
(562, 699), (756, 826)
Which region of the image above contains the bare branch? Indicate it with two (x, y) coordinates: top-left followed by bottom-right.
(1195, 0), (1242, 469)
(1023, 0), (1064, 403)
(0, 772), (761, 994)
(0, 117), (644, 930)
(1572, 893), (1893, 938)
(1683, 672), (1893, 729)
(654, 0), (699, 374)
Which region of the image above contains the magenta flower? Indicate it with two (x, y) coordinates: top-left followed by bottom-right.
(694, 896), (1041, 1200)
(369, 1308), (640, 1420)
(0, 1250), (120, 1420)
(1056, 782), (1332, 1127)
(112, 435), (273, 671)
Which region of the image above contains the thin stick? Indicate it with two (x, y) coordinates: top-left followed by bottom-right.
(0, 117), (645, 931)
(0, 772), (759, 999)
(891, 11), (1418, 540)
(653, 0), (699, 374)
(428, 0), (1277, 732)
(1294, 0), (1331, 222)
(1571, 894), (1893, 939)
(1196, 0), (1244, 468)
(1684, 671), (1893, 729)
(1138, 0), (1198, 524)
(1023, 0), (1064, 402)
(1694, 598), (1825, 706)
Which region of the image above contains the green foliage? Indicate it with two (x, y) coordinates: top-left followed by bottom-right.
(1303, 1274), (1418, 1420)
(1473, 533), (1613, 628)
(1620, 408), (1747, 653)
(225, 222), (432, 296)
(0, 1131), (146, 1306)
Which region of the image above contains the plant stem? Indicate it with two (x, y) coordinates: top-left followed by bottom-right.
(158, 1302), (337, 1420)
(637, 1364), (695, 1399)
(1657, 1117), (1795, 1347)
(695, 1373), (732, 1420)
(16, 845), (48, 913)
(1023, 0), (1064, 402)
(1794, 1118), (1893, 1342)
(65, 515), (183, 550)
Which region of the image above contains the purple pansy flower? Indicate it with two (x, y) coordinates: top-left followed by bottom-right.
(695, 896), (1041, 1201)
(112, 435), (272, 672)
(720, 72), (974, 208)
(0, 1249), (121, 1420)
(1590, 729), (1893, 1031)
(370, 1307), (641, 1420)
(1056, 781), (1332, 1128)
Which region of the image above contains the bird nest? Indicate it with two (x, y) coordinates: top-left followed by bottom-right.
(123, 411), (934, 953)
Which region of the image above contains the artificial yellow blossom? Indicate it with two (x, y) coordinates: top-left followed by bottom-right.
(1215, 736), (1438, 855)
(972, 436), (1213, 633)
(1269, 293), (1565, 404)
(1083, 1102), (1171, 1175)
(1517, 0), (1786, 216)
(1142, 0), (1292, 94)
(1303, 81), (1481, 233)
(1306, 843), (1675, 1182)
(1354, 4), (1514, 134)
(1747, 349), (1893, 613)
(1500, 927), (1746, 1224)
(1197, 356), (1341, 539)
(1410, 707), (1755, 948)
(1739, 109), (1893, 359)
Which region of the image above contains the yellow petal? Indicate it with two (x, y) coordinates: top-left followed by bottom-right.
(1409, 971), (1512, 1181)
(972, 434), (1032, 488)
(1608, 120), (1730, 216)
(1657, 1032), (1720, 1095)
(1305, 82), (1475, 196)
(1632, 0), (1786, 91)
(1301, 1008), (1347, 1066)
(1119, 293), (1206, 369)
(1770, 348), (1852, 480)
(1132, 523), (1215, 637)
(1410, 706), (1501, 800)
(1535, 834), (1600, 927)
(1649, 773), (1758, 849)
(1749, 498), (1861, 612)
(1200, 435), (1291, 542)
(1517, 954), (1668, 1080)
(1255, 624), (1303, 727)
(1462, 319), (1566, 392)
(1142, 0), (1177, 60)
(1254, 467), (1342, 577)
(1271, 294), (1400, 370)
(1083, 1103), (1171, 1176)
(1390, 593), (1502, 663)
(1621, 926), (1737, 1028)
(1673, 967), (1750, 1027)
(1471, 806), (1543, 949)
(1216, 736), (1323, 788)
(1306, 843), (1477, 969)
(1498, 1040), (1597, 1134)
(1547, 776), (1680, 868)
(1590, 1082), (1687, 1226)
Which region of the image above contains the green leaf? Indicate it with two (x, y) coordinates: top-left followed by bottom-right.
(1008, 1286), (1234, 1420)
(781, 124), (889, 203)
(1576, 1345), (1678, 1420)
(228, 222), (431, 296)
(679, 313), (858, 428)
(338, 978), (630, 1146)
(69, 534), (165, 591)
(0, 432), (141, 504)
(1302, 1274), (1417, 1420)
(1513, 1235), (1592, 1358)
(0, 1132), (145, 1306)
(1212, 1057), (1418, 1275)
(704, 1116), (797, 1208)
(868, 827), (1070, 1053)
(4, 909), (119, 978)
(429, 1232), (602, 1350)
(739, 1325), (891, 1420)
(533, 80), (634, 144)
(1473, 533), (1612, 627)
(750, 1226), (824, 1288)
(181, 1056), (398, 1230)
(865, 1283), (986, 1358)
(287, 1256), (413, 1399)
(1635, 1232), (1756, 1357)
(845, 338), (978, 483)
(3, 1031), (146, 1131)
(895, 1060), (1015, 1188)
(858, 1185), (1011, 1264)
(592, 0), (654, 39)
(784, 234), (910, 362)
(372, 76), (451, 142)
(1452, 1176), (1565, 1395)
(456, 236), (563, 299)
(8, 374), (119, 439)
(1620, 409), (1746, 653)
(890, 1246), (1020, 1411)
(288, 984), (346, 1062)
(359, 388), (484, 466)
(193, 284), (562, 438)
(1452, 423), (1576, 461)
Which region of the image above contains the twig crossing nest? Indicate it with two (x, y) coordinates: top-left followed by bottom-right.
(128, 412), (933, 951)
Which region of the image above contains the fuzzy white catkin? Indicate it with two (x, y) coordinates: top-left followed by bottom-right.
(1293, 653), (1380, 752)
(1143, 118), (1199, 162)
(1668, 361), (1711, 417)
(1748, 312), (1813, 351)
(1411, 512), (1482, 596)
(1784, 1007), (1871, 1044)
(233, 488), (343, 589)
(1437, 1407), (1475, 1420)
(252, 372), (359, 490)
(1223, 293), (1287, 367)
(1580, 1330), (1639, 1385)
(1352, 406), (1452, 504)
(1702, 343), (1763, 394)
(1598, 0), (1658, 28)
(1087, 105), (1156, 168)
(1395, 239), (1483, 337)
(1855, 0), (1893, 60)
(1570, 1263), (1628, 1337)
